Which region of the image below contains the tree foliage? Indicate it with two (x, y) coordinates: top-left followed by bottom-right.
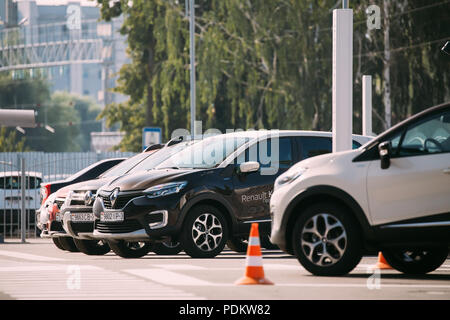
(25, 92), (102, 152)
(96, 0), (450, 151)
(0, 127), (27, 152)
(0, 72), (102, 152)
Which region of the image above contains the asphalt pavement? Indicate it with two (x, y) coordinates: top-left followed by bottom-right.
(0, 238), (449, 300)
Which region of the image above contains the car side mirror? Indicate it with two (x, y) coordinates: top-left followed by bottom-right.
(239, 161), (260, 174)
(378, 141), (391, 170)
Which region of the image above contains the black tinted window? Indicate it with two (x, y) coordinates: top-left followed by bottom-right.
(299, 137), (362, 160)
(68, 159), (124, 181)
(0, 176), (42, 189)
(243, 137), (293, 169)
(299, 137), (332, 159)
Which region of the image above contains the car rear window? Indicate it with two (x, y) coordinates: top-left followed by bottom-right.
(299, 137), (361, 160)
(0, 176), (42, 189)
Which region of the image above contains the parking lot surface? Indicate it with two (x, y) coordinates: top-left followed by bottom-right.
(0, 239), (449, 300)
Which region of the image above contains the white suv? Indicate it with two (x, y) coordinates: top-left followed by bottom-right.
(270, 102), (450, 276)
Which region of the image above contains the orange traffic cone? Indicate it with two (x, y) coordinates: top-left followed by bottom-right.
(235, 223), (274, 285)
(374, 252), (393, 269)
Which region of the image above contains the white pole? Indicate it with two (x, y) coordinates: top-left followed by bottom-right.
(20, 157), (26, 243)
(189, 0), (196, 140)
(362, 75), (372, 136)
(332, 8), (353, 152)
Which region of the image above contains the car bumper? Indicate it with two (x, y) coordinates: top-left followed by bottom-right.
(61, 205), (95, 239)
(47, 220), (69, 238)
(269, 185), (298, 253)
(92, 193), (183, 241)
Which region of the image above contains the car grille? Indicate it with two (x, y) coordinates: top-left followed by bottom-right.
(95, 219), (142, 234)
(50, 221), (63, 232)
(99, 194), (138, 209)
(70, 200), (85, 206)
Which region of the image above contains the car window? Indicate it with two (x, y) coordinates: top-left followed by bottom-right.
(299, 137), (331, 159)
(352, 140), (362, 149)
(242, 137), (293, 169)
(65, 159), (122, 181)
(398, 110), (450, 156)
(0, 176), (41, 189)
(299, 137), (362, 160)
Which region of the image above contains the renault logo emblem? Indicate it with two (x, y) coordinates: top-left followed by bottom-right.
(84, 191), (95, 206)
(110, 188), (119, 208)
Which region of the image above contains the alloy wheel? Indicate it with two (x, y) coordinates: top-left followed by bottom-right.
(300, 213), (347, 266)
(192, 213), (223, 252)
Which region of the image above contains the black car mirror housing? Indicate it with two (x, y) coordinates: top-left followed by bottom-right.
(378, 141), (392, 170)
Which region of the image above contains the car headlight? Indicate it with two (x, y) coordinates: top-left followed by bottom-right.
(143, 181), (187, 198)
(276, 168), (307, 187)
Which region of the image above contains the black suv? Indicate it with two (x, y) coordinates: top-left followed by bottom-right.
(92, 131), (371, 258)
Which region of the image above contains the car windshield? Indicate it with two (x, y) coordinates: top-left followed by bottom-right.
(156, 135), (251, 169)
(99, 152), (154, 178)
(129, 141), (195, 172)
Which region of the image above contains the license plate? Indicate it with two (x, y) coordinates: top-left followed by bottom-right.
(55, 212), (62, 222)
(71, 212), (94, 222)
(100, 211), (124, 222)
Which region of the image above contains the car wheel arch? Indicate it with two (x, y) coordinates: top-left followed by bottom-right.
(283, 185), (374, 253)
(178, 193), (237, 236)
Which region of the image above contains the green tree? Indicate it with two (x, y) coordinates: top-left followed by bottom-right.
(25, 92), (102, 152)
(0, 72), (50, 110)
(96, 0), (450, 152)
(0, 127), (27, 152)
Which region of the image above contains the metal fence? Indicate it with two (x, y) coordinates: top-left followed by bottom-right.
(0, 152), (135, 241)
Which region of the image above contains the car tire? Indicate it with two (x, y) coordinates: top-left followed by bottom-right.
(152, 240), (183, 255)
(181, 205), (228, 258)
(52, 237), (66, 251)
(58, 237), (80, 252)
(226, 237), (247, 253)
(292, 202), (363, 276)
(382, 247), (449, 275)
(108, 240), (152, 258)
(73, 239), (111, 256)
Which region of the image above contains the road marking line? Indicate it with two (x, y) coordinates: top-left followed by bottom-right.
(0, 251), (65, 262)
(124, 269), (213, 286)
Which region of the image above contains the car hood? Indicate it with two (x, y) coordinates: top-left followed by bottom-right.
(101, 168), (204, 192)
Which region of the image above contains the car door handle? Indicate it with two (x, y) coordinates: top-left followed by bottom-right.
(443, 168), (450, 174)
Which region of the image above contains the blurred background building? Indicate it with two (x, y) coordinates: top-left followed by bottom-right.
(0, 0), (128, 150)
